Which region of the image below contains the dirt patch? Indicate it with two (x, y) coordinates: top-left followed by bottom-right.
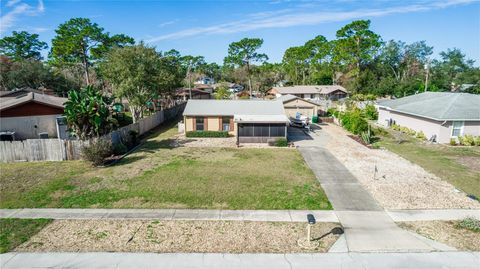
(321, 124), (480, 209)
(16, 220), (341, 253)
(399, 221), (480, 251)
(455, 156), (480, 171)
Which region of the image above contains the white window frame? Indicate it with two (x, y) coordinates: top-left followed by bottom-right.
(451, 121), (464, 138)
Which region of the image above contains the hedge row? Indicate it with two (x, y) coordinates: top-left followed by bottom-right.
(186, 131), (229, 138)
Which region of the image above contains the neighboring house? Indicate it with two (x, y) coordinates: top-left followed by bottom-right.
(269, 85), (348, 101)
(0, 92), (67, 140)
(276, 94), (320, 119)
(0, 87), (57, 100)
(213, 82), (244, 93)
(176, 88), (212, 100)
(195, 77), (215, 85)
(376, 92), (480, 143)
(194, 84), (214, 93)
(183, 99), (289, 144)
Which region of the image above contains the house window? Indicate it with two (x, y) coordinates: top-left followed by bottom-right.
(196, 117), (204, 131)
(451, 121), (464, 137)
(222, 117), (231, 131)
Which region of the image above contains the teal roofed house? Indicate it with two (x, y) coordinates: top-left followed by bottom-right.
(376, 92), (480, 143)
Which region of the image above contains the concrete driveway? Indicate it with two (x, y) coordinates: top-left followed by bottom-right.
(293, 124), (435, 252)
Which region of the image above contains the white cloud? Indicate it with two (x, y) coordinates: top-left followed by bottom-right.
(158, 19), (178, 28)
(0, 0), (45, 34)
(6, 0), (21, 7)
(146, 0), (476, 43)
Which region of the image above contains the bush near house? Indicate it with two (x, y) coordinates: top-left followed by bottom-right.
(338, 109), (369, 135)
(363, 104), (378, 120)
(274, 138), (288, 147)
(186, 131), (229, 138)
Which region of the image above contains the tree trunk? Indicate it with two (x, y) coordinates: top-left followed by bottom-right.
(82, 50), (90, 85)
(247, 62), (252, 98)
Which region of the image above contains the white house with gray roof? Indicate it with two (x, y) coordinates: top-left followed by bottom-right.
(376, 92), (480, 143)
(183, 99), (289, 144)
(268, 85), (348, 101)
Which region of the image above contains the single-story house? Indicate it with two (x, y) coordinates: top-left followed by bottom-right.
(0, 87), (57, 100)
(176, 88), (212, 100)
(183, 99), (289, 144)
(376, 92), (480, 143)
(276, 94), (320, 119)
(268, 85), (348, 101)
(0, 92), (67, 140)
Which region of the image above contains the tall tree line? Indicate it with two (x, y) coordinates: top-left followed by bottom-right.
(1, 18), (479, 101)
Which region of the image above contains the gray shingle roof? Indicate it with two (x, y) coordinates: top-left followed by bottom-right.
(183, 99), (286, 116)
(0, 92), (67, 111)
(271, 85), (348, 95)
(377, 92), (480, 121)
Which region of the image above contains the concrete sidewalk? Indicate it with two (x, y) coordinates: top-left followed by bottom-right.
(1, 252), (479, 269)
(1, 208), (479, 221)
(0, 208), (338, 222)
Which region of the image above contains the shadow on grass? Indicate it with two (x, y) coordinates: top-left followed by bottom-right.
(108, 116), (183, 166)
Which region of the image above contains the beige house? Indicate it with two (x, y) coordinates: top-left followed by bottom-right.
(269, 85), (348, 101)
(377, 92), (480, 143)
(183, 99), (289, 143)
(276, 94), (320, 119)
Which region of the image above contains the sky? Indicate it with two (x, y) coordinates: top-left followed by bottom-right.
(1, 0), (479, 65)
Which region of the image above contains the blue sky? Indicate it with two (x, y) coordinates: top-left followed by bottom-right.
(1, 0), (479, 65)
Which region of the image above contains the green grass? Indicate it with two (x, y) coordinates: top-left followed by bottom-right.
(0, 218), (52, 253)
(374, 129), (480, 198)
(0, 120), (330, 210)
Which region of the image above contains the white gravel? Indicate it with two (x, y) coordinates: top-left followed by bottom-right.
(321, 124), (480, 210)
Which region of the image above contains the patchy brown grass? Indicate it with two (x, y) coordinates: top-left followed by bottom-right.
(17, 219), (341, 253)
(399, 220), (480, 251)
(0, 121), (330, 210)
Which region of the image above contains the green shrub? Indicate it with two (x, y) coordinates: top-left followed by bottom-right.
(274, 138), (288, 147)
(415, 131), (426, 140)
(462, 135), (475, 146)
(113, 142), (128, 155)
(363, 104), (378, 120)
(475, 136), (480, 146)
(457, 217), (480, 232)
(450, 138), (457, 146)
(82, 138), (113, 166)
(458, 136), (464, 145)
(339, 109), (368, 135)
(327, 108), (337, 117)
(186, 131), (229, 138)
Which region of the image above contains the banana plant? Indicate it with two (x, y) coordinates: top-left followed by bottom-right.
(64, 86), (117, 140)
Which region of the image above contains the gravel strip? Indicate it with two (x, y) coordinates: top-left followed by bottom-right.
(16, 220), (341, 253)
(398, 221), (480, 251)
(322, 124), (479, 209)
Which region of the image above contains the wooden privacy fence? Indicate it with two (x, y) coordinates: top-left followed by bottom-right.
(0, 103), (185, 163)
(0, 139), (87, 162)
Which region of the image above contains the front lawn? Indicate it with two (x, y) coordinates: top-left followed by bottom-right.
(0, 121), (330, 210)
(0, 218), (52, 253)
(374, 129), (480, 199)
